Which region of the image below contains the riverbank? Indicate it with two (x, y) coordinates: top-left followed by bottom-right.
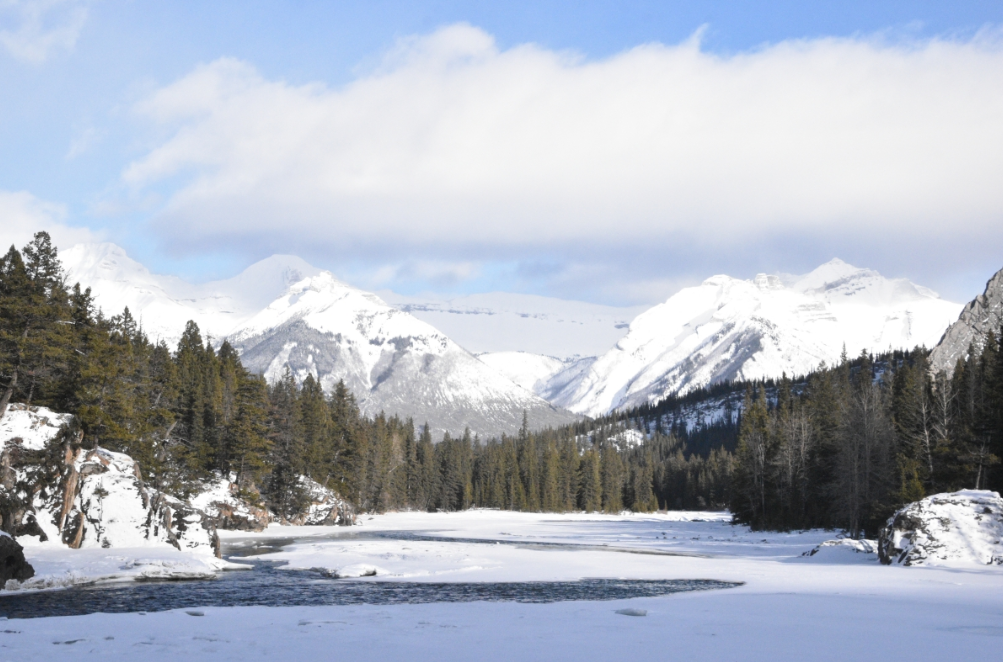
(2, 510), (1001, 660)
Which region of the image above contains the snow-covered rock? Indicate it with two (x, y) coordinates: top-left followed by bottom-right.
(293, 476), (355, 526)
(190, 473), (273, 532)
(801, 539), (877, 563)
(878, 490), (1003, 567)
(1, 404), (219, 559)
(555, 259), (962, 416)
(228, 272), (576, 438)
(0, 531), (34, 583)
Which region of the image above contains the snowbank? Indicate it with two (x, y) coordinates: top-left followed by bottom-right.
(801, 539), (877, 564)
(879, 490), (1003, 566)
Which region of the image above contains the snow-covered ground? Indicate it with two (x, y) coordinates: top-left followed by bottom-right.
(10, 545), (239, 591)
(4, 510), (1001, 660)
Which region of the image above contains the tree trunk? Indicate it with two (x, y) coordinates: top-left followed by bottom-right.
(0, 368), (17, 422)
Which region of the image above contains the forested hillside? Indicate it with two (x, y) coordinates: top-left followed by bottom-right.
(3, 233), (1000, 536)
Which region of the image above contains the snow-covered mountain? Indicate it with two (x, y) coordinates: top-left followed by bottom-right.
(60, 243), (576, 437)
(553, 260), (962, 416)
(228, 273), (576, 438)
(61, 243), (321, 347)
(477, 351), (597, 402)
(60, 244), (959, 429)
(381, 291), (646, 359)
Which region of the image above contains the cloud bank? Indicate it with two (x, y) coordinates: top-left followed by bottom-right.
(124, 24), (1003, 300)
(0, 0), (88, 63)
(0, 190), (97, 252)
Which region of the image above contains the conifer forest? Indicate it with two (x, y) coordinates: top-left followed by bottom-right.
(2, 233), (1001, 537)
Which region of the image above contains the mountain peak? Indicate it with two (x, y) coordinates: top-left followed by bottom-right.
(792, 258), (868, 293)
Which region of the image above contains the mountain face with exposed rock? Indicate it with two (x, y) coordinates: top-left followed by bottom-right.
(227, 272), (577, 438)
(551, 259), (961, 417)
(929, 266), (1003, 374)
(61, 243), (577, 438)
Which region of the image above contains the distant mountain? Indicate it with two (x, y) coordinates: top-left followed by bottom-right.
(61, 243), (320, 346)
(227, 273), (576, 438)
(929, 266), (1003, 373)
(552, 259), (962, 417)
(61, 243), (576, 438)
(476, 351), (596, 402)
(380, 291), (646, 359)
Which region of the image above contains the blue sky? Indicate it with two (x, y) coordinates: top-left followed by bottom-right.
(2, 1), (1002, 305)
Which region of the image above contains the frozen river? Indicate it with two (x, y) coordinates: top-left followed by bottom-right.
(1, 510), (1001, 661)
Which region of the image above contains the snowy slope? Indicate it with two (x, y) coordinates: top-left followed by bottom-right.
(476, 352), (570, 394)
(61, 243), (321, 347)
(228, 273), (577, 438)
(557, 260), (962, 416)
(382, 291), (646, 359)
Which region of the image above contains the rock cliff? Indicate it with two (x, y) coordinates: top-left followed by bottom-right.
(929, 267), (1003, 374)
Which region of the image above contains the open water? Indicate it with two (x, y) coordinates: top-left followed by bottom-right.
(0, 532), (741, 619)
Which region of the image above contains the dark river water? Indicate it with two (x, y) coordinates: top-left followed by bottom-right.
(0, 532), (741, 619)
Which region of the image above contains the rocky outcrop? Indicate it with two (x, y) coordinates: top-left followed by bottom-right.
(291, 476), (355, 526)
(929, 267), (1003, 374)
(0, 404), (220, 558)
(190, 473), (273, 532)
(802, 538), (877, 561)
(878, 490), (1003, 566)
(0, 533), (34, 584)
(190, 473), (354, 530)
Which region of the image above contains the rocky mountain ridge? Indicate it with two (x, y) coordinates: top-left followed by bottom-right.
(228, 272), (577, 438)
(929, 266), (1003, 374)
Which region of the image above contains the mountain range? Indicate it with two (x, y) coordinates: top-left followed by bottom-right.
(548, 260), (962, 416)
(61, 244), (964, 432)
(61, 244), (574, 438)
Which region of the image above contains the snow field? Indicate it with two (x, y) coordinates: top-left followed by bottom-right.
(4, 510), (1002, 661)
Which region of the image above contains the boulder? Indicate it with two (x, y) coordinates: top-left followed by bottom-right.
(878, 490), (1003, 566)
(0, 532), (34, 584)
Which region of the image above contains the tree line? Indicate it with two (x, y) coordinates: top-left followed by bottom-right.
(4, 233), (998, 533)
(0, 232), (732, 519)
(728, 345), (1002, 536)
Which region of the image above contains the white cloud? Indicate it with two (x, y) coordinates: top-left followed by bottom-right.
(0, 190), (98, 252)
(0, 0), (88, 63)
(123, 24), (1003, 299)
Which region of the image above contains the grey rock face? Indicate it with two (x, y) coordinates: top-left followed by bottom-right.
(234, 319), (577, 439)
(929, 267), (1003, 374)
(0, 534), (34, 584)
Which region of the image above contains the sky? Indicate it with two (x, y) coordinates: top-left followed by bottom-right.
(1, 1), (1002, 306)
